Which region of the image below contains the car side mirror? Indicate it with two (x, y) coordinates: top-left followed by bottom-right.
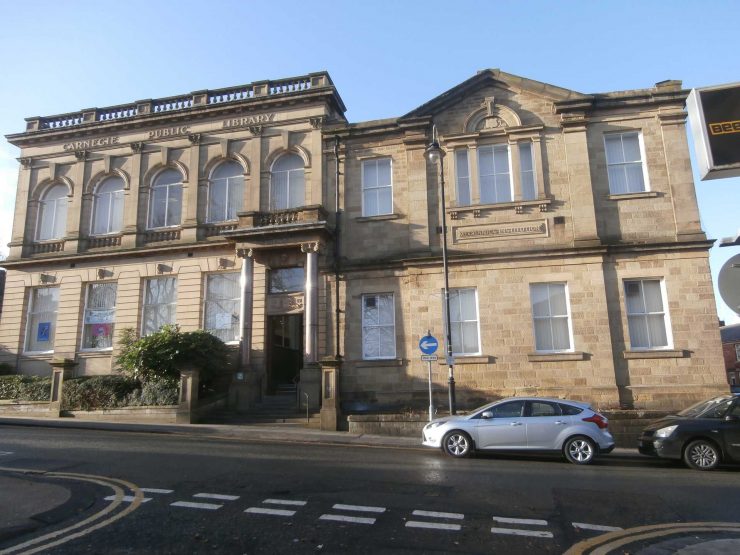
(481, 411), (493, 419)
(725, 414), (740, 422)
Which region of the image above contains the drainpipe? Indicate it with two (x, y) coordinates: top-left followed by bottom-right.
(333, 135), (342, 360)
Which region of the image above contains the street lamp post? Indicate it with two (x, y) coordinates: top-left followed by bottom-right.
(425, 125), (456, 415)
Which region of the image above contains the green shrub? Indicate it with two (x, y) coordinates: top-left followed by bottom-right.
(124, 378), (179, 406)
(0, 375), (52, 401)
(116, 325), (229, 383)
(62, 375), (140, 411)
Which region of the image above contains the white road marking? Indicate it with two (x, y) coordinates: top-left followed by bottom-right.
(194, 493), (240, 501)
(0, 451), (13, 456)
(332, 503), (386, 513)
(170, 501), (222, 510)
(492, 516), (548, 526)
(320, 514), (376, 525)
(104, 495), (151, 503)
(572, 522), (623, 532)
(245, 507), (296, 517)
(140, 488), (173, 494)
(406, 521), (461, 531)
(264, 498), (307, 506)
(491, 527), (554, 538)
(412, 510), (464, 520)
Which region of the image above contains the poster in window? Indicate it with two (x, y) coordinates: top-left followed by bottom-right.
(91, 323), (111, 337)
(212, 313), (234, 330)
(84, 309), (115, 325)
(37, 322), (51, 342)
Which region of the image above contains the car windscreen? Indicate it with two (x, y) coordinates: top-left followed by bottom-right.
(677, 396), (732, 418)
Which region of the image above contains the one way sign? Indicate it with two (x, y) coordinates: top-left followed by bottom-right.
(419, 334), (439, 355)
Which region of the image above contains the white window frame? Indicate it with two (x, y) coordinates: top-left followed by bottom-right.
(735, 343), (740, 362)
(624, 278), (673, 350)
(206, 161), (244, 223)
(269, 154), (305, 211)
(23, 286), (60, 354)
(91, 176), (124, 236)
(604, 131), (650, 194)
(36, 184), (69, 241)
(147, 169), (183, 229)
(454, 149), (472, 206)
(446, 287), (481, 356)
(477, 144), (513, 204)
(141, 277), (178, 336)
(518, 141), (537, 201)
(203, 272), (240, 344)
(80, 282), (117, 351)
(361, 158), (393, 217)
(530, 282), (575, 353)
(361, 293), (396, 360)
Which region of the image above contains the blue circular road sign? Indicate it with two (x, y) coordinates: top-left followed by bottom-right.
(419, 334), (439, 355)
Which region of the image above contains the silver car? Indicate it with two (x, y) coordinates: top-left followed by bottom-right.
(422, 397), (615, 464)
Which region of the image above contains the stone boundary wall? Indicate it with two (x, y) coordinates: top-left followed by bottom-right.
(347, 410), (671, 448)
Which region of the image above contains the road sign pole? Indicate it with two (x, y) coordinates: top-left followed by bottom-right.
(427, 359), (434, 422)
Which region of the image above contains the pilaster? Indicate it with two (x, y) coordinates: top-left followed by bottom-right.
(9, 158), (32, 258)
(181, 134), (201, 242)
(122, 143), (144, 248)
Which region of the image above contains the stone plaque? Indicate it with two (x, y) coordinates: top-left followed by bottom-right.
(453, 220), (548, 243)
(267, 293), (304, 315)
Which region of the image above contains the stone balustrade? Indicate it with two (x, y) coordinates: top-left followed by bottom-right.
(237, 205), (329, 228)
(26, 73), (332, 132)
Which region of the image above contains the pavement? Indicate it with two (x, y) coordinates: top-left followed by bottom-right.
(1, 415), (739, 554)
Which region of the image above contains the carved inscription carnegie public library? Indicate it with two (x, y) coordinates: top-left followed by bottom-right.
(454, 220), (548, 243)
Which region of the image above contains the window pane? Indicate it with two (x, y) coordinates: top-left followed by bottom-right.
(521, 172), (536, 201)
(271, 170), (288, 210)
(642, 281), (664, 312)
(362, 327), (379, 359)
(166, 185), (182, 225)
(212, 161), (242, 181)
(530, 284), (550, 317)
(149, 187), (167, 228)
(363, 297), (379, 325)
(458, 290), (476, 319)
(52, 198), (67, 239)
(378, 326), (395, 356)
(647, 314), (668, 347)
(377, 294), (394, 325)
(142, 278), (177, 335)
(288, 170), (304, 208)
(551, 318), (571, 350)
(83, 283), (116, 349)
(628, 315), (649, 348)
(156, 169), (182, 185)
(462, 322), (479, 353)
(493, 145), (509, 173)
(273, 154), (303, 172)
(608, 167), (628, 195)
(269, 268), (304, 293)
(362, 293), (395, 359)
(25, 287), (60, 352)
(227, 176), (244, 219)
(204, 273), (240, 342)
(534, 319), (553, 351)
(363, 160), (377, 187)
(625, 163), (645, 192)
(519, 143), (533, 172)
(377, 187), (393, 215)
(549, 284), (567, 316)
(377, 159), (391, 186)
(622, 133), (641, 162)
(364, 190), (378, 217)
(495, 175), (512, 202)
(604, 135), (624, 164)
(479, 174), (495, 204)
(478, 148), (494, 175)
(624, 281), (645, 314)
(208, 179), (227, 222)
(110, 191), (124, 232)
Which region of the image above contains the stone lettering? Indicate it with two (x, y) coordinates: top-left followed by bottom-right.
(63, 136), (120, 151)
(147, 126), (190, 139)
(454, 220), (548, 243)
(222, 113), (275, 129)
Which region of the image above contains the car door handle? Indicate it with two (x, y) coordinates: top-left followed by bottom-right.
(509, 422), (523, 426)
(554, 421), (567, 425)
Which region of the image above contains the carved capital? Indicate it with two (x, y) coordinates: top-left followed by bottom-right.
(539, 203), (549, 213)
(248, 125), (263, 136)
(19, 157), (33, 169)
(188, 133), (202, 144)
(74, 150), (89, 161)
(309, 116), (325, 129)
(236, 248), (253, 259)
(130, 142), (145, 153)
(300, 242), (320, 254)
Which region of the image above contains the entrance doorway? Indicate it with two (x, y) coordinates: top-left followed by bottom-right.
(267, 314), (303, 394)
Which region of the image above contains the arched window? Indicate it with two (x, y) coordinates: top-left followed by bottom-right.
(148, 169), (183, 229)
(91, 176), (124, 235)
(207, 161), (244, 223)
(270, 154), (304, 210)
(36, 184), (69, 241)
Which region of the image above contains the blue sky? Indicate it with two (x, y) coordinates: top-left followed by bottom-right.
(0, 0), (738, 322)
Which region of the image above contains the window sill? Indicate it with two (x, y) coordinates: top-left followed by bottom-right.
(20, 352), (54, 359)
(355, 213), (401, 222)
(528, 352), (587, 362)
(607, 191), (660, 201)
(77, 350), (113, 357)
(623, 349), (687, 359)
(437, 355), (491, 365)
(356, 358), (404, 367)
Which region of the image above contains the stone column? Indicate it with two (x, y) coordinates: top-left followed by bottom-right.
(302, 242), (319, 363)
(65, 151), (88, 253)
(182, 133), (201, 242)
(238, 248), (254, 368)
(123, 143), (144, 248)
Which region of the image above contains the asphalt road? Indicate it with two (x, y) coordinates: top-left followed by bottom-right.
(1, 425), (740, 554)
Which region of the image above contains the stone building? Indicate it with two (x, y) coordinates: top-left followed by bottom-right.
(0, 69), (728, 419)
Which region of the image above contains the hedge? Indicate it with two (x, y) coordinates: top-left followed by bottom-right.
(61, 376), (179, 410)
(0, 375), (52, 401)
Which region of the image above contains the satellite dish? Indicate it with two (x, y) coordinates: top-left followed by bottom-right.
(719, 254), (740, 316)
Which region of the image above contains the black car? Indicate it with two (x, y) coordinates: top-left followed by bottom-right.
(639, 395), (740, 470)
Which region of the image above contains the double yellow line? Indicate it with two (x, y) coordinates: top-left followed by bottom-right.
(565, 521), (740, 555)
(0, 467), (144, 555)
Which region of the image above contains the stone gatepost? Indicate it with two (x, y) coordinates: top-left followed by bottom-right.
(49, 357), (77, 417)
(177, 367), (200, 423)
(319, 358), (341, 431)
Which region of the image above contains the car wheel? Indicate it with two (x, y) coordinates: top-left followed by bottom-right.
(563, 435), (596, 465)
(442, 431), (473, 458)
(683, 439), (720, 471)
